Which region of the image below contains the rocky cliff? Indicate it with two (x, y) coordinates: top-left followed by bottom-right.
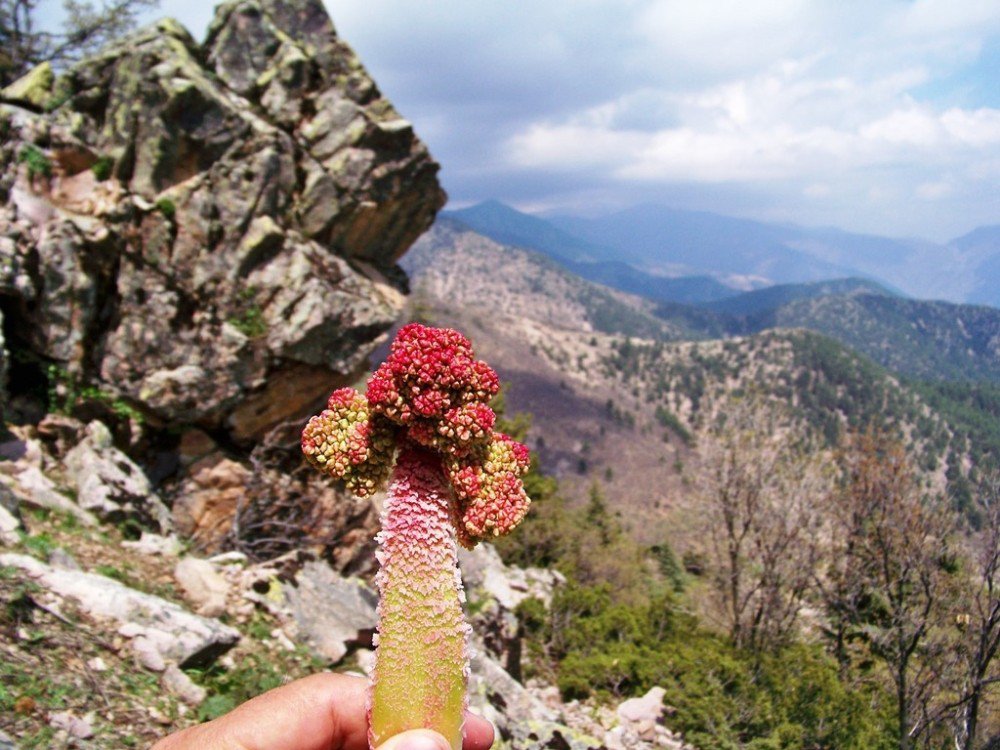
(0, 0), (445, 566)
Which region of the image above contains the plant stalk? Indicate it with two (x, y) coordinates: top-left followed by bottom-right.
(368, 446), (470, 750)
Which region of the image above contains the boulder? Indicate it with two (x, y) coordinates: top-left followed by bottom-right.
(171, 454), (250, 552)
(282, 559), (378, 663)
(121, 532), (183, 558)
(0, 552), (239, 668)
(1, 62), (54, 108)
(172, 427), (380, 569)
(174, 556), (231, 618)
(63, 420), (172, 531)
(617, 686), (667, 725)
(0, 466), (98, 527)
(459, 543), (564, 675)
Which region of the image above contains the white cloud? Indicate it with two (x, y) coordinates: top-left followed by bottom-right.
(917, 181), (954, 200)
(34, 0), (996, 240)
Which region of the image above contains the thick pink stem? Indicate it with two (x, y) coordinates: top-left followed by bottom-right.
(367, 447), (470, 750)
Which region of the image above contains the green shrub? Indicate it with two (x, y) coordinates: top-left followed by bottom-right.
(46, 364), (144, 424)
(91, 156), (114, 181)
(155, 198), (176, 220)
(18, 145), (51, 180)
(228, 304), (267, 338)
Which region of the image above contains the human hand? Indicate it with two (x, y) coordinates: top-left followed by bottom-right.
(151, 672), (495, 750)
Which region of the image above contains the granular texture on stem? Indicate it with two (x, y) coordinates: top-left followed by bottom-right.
(368, 447), (469, 750)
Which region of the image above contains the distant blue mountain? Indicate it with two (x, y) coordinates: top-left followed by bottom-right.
(443, 202), (738, 305)
(548, 204), (863, 283)
(951, 225), (1000, 308)
(560, 261), (736, 305)
(445, 200), (611, 263)
(445, 200), (1000, 308)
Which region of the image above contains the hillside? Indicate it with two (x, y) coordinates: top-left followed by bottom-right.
(704, 278), (895, 316)
(406, 219), (693, 342)
(737, 294), (1000, 382)
(404, 224), (991, 539)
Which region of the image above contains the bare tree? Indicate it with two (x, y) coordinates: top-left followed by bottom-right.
(0, 0), (159, 86)
(822, 428), (956, 750)
(952, 473), (1000, 750)
(696, 395), (828, 651)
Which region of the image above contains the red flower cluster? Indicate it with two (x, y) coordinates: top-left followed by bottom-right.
(445, 433), (531, 548)
(367, 324), (500, 455)
(302, 323), (531, 547)
(301, 387), (395, 497)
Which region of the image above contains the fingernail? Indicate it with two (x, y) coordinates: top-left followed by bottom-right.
(376, 728), (452, 750)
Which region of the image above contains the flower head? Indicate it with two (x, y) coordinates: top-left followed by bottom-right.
(301, 387), (395, 497)
(445, 432), (531, 549)
(367, 323), (501, 455)
(303, 324), (531, 545)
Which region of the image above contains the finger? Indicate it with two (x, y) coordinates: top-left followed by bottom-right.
(151, 672), (370, 750)
(461, 712), (495, 750)
(374, 718), (494, 750)
(376, 729), (451, 750)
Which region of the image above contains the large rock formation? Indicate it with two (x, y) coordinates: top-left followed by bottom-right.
(0, 0), (442, 434)
(0, 0), (445, 564)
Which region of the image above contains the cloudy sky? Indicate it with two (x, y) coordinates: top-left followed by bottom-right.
(48, 1), (1000, 241)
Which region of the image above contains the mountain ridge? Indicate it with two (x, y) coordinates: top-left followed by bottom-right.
(449, 200), (1000, 307)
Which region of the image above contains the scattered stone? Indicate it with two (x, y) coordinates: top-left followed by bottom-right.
(618, 686), (667, 724)
(130, 634), (167, 672)
(174, 556), (231, 617)
(459, 543), (564, 610)
(208, 550), (249, 566)
(64, 421), (172, 532)
(1, 553), (239, 668)
(48, 710), (94, 740)
(121, 532), (184, 557)
(47, 547), (80, 570)
(35, 414), (86, 458)
(468, 649), (558, 739)
(1, 466), (98, 527)
(162, 663), (207, 706)
(270, 627), (297, 652)
(282, 560), (377, 663)
(0, 502), (21, 546)
(87, 656), (108, 672)
(0, 728), (16, 750)
(516, 721), (603, 750)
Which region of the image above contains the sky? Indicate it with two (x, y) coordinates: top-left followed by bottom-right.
(42, 0), (1000, 242)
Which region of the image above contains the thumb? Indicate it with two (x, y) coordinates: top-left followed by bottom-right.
(376, 729), (454, 750)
